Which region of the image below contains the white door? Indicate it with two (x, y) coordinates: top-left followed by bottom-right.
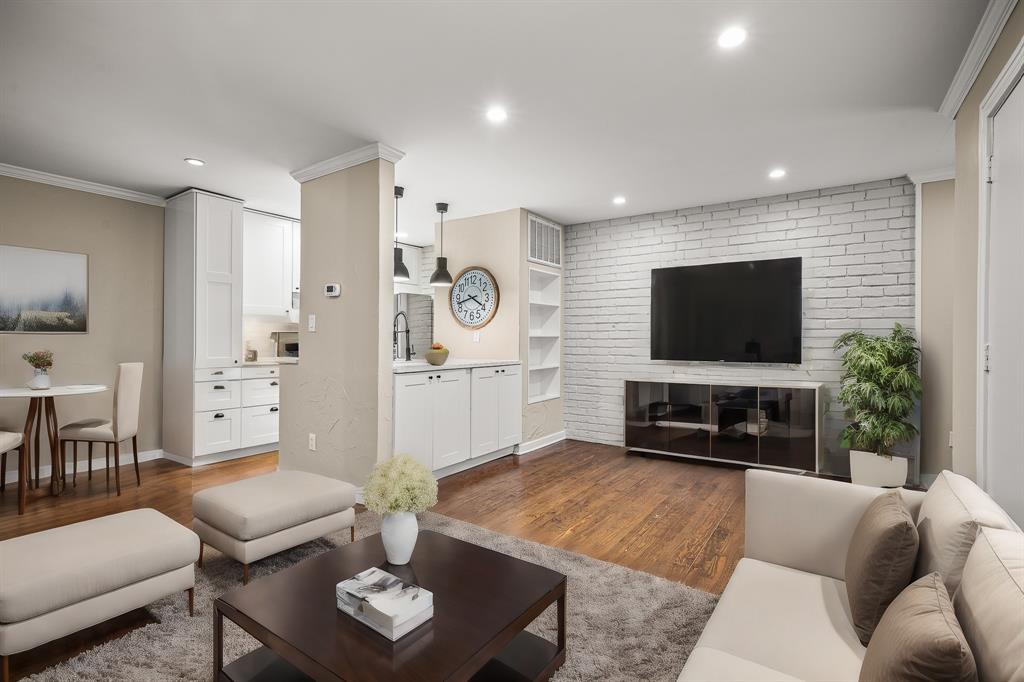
(394, 372), (434, 472)
(242, 211), (293, 317)
(497, 365), (523, 449)
(983, 76), (1024, 524)
(289, 221), (301, 323)
(195, 194), (243, 368)
(432, 370), (471, 469)
(470, 367), (499, 457)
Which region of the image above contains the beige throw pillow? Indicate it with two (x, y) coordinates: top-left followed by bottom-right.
(915, 470), (1018, 594)
(846, 489), (919, 645)
(860, 573), (978, 682)
(953, 527), (1024, 682)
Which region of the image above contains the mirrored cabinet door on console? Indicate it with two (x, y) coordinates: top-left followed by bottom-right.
(624, 379), (820, 472)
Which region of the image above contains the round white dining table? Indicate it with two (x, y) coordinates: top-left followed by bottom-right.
(0, 384), (108, 514)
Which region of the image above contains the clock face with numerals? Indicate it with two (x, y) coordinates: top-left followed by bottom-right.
(449, 267), (500, 329)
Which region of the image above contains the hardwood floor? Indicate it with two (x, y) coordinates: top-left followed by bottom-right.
(0, 439), (745, 680)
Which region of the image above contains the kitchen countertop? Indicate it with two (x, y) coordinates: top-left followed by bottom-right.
(393, 358), (519, 374)
(244, 357), (298, 366)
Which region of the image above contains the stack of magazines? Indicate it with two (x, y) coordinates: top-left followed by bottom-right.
(336, 567), (434, 641)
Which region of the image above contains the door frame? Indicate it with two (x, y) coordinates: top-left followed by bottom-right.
(976, 35), (1024, 490)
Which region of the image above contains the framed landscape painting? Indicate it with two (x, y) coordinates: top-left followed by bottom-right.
(0, 245), (89, 333)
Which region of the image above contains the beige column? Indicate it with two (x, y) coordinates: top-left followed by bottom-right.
(279, 144), (400, 485)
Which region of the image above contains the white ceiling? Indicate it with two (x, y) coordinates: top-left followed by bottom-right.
(0, 1), (984, 245)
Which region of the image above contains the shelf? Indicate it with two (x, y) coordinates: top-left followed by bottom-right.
(528, 333), (559, 339)
(528, 266), (560, 282)
(528, 391), (561, 405)
(529, 364), (560, 372)
(529, 299), (560, 308)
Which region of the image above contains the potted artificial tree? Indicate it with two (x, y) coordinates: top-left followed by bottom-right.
(834, 323), (922, 487)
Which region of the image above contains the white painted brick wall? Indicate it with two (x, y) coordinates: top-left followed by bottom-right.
(563, 177), (916, 475)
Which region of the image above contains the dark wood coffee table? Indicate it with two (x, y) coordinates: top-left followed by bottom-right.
(213, 530), (567, 681)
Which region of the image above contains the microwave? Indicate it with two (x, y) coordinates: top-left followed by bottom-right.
(272, 331), (299, 358)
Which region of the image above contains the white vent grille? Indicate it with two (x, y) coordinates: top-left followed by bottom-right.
(528, 214), (561, 267)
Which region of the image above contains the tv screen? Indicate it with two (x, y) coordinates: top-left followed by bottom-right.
(651, 257), (802, 363)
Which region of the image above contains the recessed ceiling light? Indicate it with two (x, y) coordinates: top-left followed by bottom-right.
(613, 196), (627, 205)
(717, 26), (747, 49)
(769, 168), (786, 179)
(184, 158), (205, 167)
(485, 106), (508, 124)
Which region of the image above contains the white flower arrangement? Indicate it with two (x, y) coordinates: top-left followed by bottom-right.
(363, 455), (438, 515)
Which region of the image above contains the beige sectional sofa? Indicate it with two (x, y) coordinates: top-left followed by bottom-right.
(678, 470), (1023, 682)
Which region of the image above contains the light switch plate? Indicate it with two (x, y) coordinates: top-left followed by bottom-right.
(473, 331), (480, 342)
(308, 313), (316, 332)
(308, 433), (317, 451)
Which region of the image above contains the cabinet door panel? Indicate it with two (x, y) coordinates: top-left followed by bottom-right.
(433, 370), (471, 469)
(710, 385), (758, 464)
(758, 387), (817, 470)
(666, 383), (711, 457)
(241, 405), (279, 447)
(195, 194), (243, 368)
(195, 408), (241, 456)
(497, 366), (522, 449)
(243, 211), (292, 316)
(624, 381), (670, 451)
(394, 373), (434, 472)
(471, 368), (499, 457)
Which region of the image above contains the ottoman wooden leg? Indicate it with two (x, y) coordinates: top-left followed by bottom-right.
(2, 654), (8, 682)
(187, 587), (194, 617)
(351, 526), (355, 543)
(197, 541), (204, 568)
(243, 563), (249, 585)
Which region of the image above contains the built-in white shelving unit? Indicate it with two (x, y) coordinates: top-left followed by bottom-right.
(528, 265), (561, 404)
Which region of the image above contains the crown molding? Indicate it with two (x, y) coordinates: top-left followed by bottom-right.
(290, 142), (405, 183)
(908, 167), (955, 185)
(940, 0), (1020, 118)
(0, 162), (167, 206)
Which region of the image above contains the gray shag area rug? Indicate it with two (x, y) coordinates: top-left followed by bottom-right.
(29, 512), (717, 681)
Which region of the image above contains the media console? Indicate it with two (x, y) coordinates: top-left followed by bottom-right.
(624, 377), (823, 472)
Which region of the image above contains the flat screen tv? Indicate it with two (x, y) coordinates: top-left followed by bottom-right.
(651, 257), (802, 364)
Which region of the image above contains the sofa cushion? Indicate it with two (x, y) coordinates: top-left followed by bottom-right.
(686, 558), (864, 682)
(915, 471), (1017, 594)
(860, 572), (977, 682)
(192, 470), (357, 541)
(845, 489), (919, 644)
(0, 508), (198, 623)
(678, 646), (801, 682)
(953, 527), (1024, 682)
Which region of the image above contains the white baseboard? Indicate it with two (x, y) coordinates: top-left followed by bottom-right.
(2, 448), (165, 484)
(518, 430), (566, 454)
(162, 444), (279, 468)
(433, 446), (516, 480)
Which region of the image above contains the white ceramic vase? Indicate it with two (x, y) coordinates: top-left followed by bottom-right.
(850, 449), (908, 487)
(380, 511), (418, 565)
(27, 368), (51, 390)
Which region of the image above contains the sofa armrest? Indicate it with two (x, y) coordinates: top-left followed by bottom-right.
(744, 469), (909, 581)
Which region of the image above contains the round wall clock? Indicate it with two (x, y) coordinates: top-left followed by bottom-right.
(449, 266), (500, 329)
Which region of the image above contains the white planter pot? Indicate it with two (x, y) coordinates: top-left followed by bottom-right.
(380, 512), (418, 565)
(27, 368), (51, 390)
(850, 449), (909, 487)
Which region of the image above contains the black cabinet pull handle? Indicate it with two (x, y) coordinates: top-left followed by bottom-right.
(212, 371), (223, 376)
(213, 385), (226, 390)
(214, 413), (224, 419)
(270, 407), (279, 412)
(270, 381), (279, 386)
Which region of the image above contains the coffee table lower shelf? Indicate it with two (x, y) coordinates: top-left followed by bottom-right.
(220, 630), (564, 682)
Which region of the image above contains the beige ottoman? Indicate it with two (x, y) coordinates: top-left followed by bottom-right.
(192, 470), (357, 583)
(0, 509), (199, 680)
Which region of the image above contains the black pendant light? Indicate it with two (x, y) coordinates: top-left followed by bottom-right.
(393, 186), (410, 282)
(429, 202), (453, 287)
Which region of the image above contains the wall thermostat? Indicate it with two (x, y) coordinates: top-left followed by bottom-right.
(324, 283), (341, 297)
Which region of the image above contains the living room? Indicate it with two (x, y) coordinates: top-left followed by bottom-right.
(0, 1), (1022, 681)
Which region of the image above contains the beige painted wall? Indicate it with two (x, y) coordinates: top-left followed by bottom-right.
(0, 176), (164, 477)
(432, 209), (521, 360)
(952, 3), (1024, 479)
(920, 179), (955, 476)
(278, 159), (394, 486)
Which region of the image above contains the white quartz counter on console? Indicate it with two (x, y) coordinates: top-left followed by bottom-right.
(392, 359), (519, 374)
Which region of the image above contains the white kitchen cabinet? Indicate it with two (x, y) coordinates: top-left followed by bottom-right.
(195, 408), (241, 456)
(395, 243), (432, 295)
(497, 365), (523, 448)
(393, 372), (437, 472)
(471, 368), (500, 457)
(193, 379), (242, 413)
(243, 211), (293, 317)
(289, 220), (301, 323)
(432, 370), (471, 469)
(241, 377), (280, 407)
(241, 404), (280, 447)
(195, 193), (244, 369)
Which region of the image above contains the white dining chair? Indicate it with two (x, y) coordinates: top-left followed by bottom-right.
(59, 362), (144, 496)
(0, 431), (24, 495)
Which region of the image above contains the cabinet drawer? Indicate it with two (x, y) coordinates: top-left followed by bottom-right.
(241, 404), (279, 447)
(194, 408), (241, 456)
(194, 367), (241, 382)
(194, 380), (241, 412)
(241, 365), (281, 380)
(242, 378), (280, 407)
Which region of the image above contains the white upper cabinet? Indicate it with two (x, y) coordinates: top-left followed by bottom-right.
(243, 211), (294, 317)
(395, 244), (430, 295)
(289, 221), (301, 323)
(195, 193), (243, 369)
